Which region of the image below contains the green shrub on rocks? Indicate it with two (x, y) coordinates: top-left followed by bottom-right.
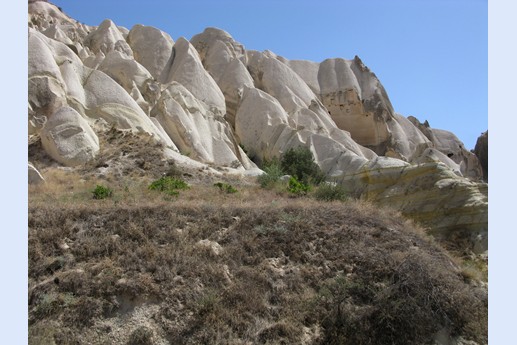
(148, 176), (189, 196)
(280, 147), (325, 185)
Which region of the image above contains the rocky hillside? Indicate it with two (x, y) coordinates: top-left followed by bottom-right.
(28, 191), (488, 345)
(28, 1), (487, 251)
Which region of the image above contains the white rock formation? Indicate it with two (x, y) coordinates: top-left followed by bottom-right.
(160, 37), (226, 111)
(127, 24), (174, 80)
(83, 19), (133, 57)
(408, 116), (482, 179)
(191, 28), (253, 127)
(40, 106), (100, 166)
(152, 82), (253, 168)
(27, 3), (487, 251)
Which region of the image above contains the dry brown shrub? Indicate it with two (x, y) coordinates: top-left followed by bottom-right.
(28, 194), (487, 345)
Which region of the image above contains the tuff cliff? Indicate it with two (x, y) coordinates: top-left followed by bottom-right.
(28, 1), (487, 252)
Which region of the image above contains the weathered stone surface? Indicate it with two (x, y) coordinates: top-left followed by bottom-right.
(386, 113), (432, 161)
(246, 50), (336, 136)
(196, 239), (223, 256)
(235, 86), (375, 174)
(28, 30), (71, 117)
(42, 24), (73, 45)
(84, 19), (133, 57)
(29, 28), (175, 149)
(98, 51), (153, 93)
(473, 131), (488, 181)
(97, 51), (154, 113)
(28, 163), (45, 184)
(28, 1), (77, 30)
(127, 24), (174, 80)
(191, 28), (253, 127)
(355, 162), (487, 252)
(153, 82), (254, 169)
(408, 116), (483, 180)
(289, 56), (397, 155)
(160, 37), (226, 111)
(40, 106), (99, 166)
(432, 128), (483, 180)
(191, 28), (247, 80)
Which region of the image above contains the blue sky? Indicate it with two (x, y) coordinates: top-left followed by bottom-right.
(50, 0), (487, 149)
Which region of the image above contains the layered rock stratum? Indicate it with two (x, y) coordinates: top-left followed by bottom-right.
(28, 1), (488, 252)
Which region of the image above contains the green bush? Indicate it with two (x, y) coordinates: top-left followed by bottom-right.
(92, 185), (113, 199)
(214, 182), (238, 194)
(314, 183), (348, 202)
(280, 147), (325, 185)
(257, 159), (285, 188)
(148, 176), (189, 196)
(287, 176), (311, 196)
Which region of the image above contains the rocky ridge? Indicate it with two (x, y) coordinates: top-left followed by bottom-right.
(28, 1), (487, 252)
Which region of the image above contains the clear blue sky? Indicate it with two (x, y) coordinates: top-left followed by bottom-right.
(50, 0), (487, 149)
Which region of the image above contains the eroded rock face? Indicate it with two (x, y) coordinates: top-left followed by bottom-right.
(160, 37), (226, 111)
(408, 117), (483, 181)
(191, 28), (253, 127)
(40, 106), (99, 166)
(127, 24), (174, 80)
(351, 161), (487, 252)
(83, 19), (133, 57)
(28, 3), (487, 251)
(474, 131), (488, 181)
(153, 82), (252, 168)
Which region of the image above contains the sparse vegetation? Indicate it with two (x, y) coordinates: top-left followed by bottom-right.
(258, 148), (327, 196)
(28, 199), (487, 344)
(28, 128), (487, 345)
(287, 176), (311, 196)
(314, 182), (348, 202)
(280, 146), (325, 185)
(92, 184), (113, 199)
(148, 176), (189, 196)
(214, 182), (238, 194)
(257, 158), (285, 189)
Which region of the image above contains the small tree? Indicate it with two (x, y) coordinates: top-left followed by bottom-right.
(280, 147), (325, 185)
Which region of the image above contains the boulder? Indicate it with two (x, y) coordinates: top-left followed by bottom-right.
(40, 106), (99, 166)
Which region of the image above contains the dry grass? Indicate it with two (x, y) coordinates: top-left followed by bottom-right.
(28, 198), (487, 345)
(28, 128), (487, 344)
